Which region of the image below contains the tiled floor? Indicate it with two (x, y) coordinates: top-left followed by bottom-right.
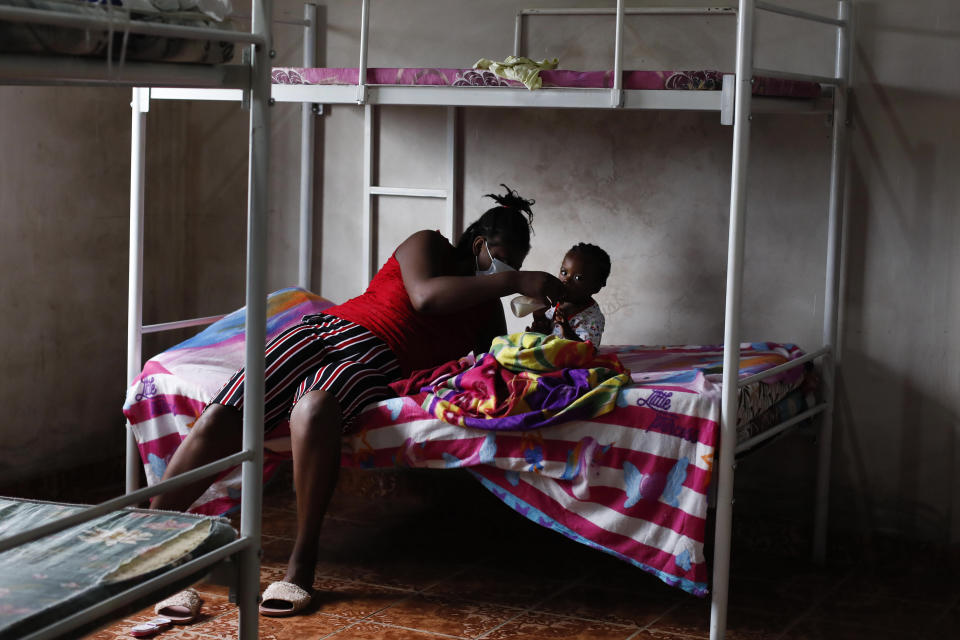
(81, 471), (959, 640)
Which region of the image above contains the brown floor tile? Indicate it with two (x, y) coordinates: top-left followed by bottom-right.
(367, 594), (522, 638)
(422, 564), (566, 608)
(807, 590), (945, 633)
(480, 611), (638, 640)
(69, 480), (952, 640)
(190, 609), (350, 640)
(323, 620), (455, 639)
(313, 554), (464, 593)
(627, 631), (703, 640)
(534, 582), (680, 627)
(309, 576), (412, 619)
(647, 600), (792, 640)
(839, 564), (960, 605)
(780, 618), (915, 640)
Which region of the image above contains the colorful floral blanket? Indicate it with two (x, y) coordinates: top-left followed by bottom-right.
(124, 291), (810, 596)
(424, 333), (630, 431)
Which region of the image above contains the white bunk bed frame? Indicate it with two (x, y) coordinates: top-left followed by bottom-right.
(0, 2), (275, 639)
(121, 2), (850, 639)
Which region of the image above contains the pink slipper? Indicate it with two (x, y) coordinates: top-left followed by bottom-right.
(258, 581), (313, 617)
(129, 618), (172, 637)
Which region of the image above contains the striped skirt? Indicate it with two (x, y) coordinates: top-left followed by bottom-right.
(210, 314), (401, 433)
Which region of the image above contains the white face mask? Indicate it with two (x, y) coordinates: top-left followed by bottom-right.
(475, 241), (516, 276)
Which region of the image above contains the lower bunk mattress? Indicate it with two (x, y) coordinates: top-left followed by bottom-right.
(123, 287), (817, 597)
(0, 496), (236, 639)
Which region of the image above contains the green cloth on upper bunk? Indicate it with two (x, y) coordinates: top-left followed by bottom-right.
(473, 56), (559, 90)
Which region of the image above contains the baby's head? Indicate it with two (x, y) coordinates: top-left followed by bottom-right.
(559, 243), (610, 304)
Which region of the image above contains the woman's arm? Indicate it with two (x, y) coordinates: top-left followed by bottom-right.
(475, 304), (507, 355)
(396, 230), (563, 314)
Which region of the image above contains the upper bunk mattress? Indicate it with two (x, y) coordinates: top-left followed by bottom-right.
(272, 67), (821, 99)
(0, 0), (235, 63)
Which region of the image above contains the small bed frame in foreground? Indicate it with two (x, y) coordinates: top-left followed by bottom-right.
(0, 2), (275, 638)
(124, 2), (851, 640)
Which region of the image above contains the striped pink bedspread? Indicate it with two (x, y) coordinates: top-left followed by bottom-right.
(271, 67), (821, 98)
(124, 288), (807, 596)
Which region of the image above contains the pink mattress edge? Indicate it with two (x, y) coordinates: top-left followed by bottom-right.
(271, 67), (821, 98)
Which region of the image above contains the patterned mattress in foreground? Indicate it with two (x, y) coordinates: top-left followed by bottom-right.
(0, 497), (235, 640)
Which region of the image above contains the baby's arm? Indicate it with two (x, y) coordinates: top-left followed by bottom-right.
(552, 307), (583, 341)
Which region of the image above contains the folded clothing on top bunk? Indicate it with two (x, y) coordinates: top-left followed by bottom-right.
(271, 66), (821, 98)
(0, 496), (235, 639)
(0, 0), (235, 63)
(123, 287), (817, 597)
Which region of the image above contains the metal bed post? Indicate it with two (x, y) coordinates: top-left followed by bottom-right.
(711, 1), (755, 639)
(299, 3), (318, 290)
(356, 0), (370, 105)
(446, 107), (460, 241)
(813, 0), (851, 565)
(238, 0), (272, 636)
(358, 0), (374, 282)
(126, 87), (149, 495)
(611, 0), (624, 108)
(363, 103), (375, 283)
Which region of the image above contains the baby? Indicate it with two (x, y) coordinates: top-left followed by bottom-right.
(528, 242), (610, 345)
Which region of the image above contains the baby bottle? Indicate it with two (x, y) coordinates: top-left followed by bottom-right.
(510, 295), (549, 317)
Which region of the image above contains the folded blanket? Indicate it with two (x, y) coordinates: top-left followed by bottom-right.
(423, 333), (630, 431)
(473, 56), (559, 90)
(388, 353), (476, 396)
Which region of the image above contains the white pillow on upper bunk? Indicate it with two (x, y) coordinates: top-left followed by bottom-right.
(143, 0), (232, 22)
(177, 0), (232, 21)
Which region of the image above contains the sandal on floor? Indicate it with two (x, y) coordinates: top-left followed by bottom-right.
(258, 581), (313, 617)
(154, 587), (202, 623)
(129, 618), (172, 638)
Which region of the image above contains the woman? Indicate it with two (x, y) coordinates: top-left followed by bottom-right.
(151, 185), (563, 616)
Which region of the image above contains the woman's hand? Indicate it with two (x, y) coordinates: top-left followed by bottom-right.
(513, 271), (565, 306)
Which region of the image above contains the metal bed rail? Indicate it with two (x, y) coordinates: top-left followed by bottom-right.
(736, 345), (831, 388)
(709, 2), (851, 639)
(0, 451), (251, 554)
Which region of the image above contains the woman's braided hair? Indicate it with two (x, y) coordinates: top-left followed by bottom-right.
(456, 184), (535, 255)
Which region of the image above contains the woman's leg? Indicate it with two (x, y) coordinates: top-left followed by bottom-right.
(151, 404), (243, 511)
(282, 389), (343, 590)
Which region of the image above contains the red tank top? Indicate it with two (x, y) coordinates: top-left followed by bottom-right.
(325, 251), (501, 375)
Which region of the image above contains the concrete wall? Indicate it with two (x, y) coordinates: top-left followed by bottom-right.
(1, 0), (957, 546)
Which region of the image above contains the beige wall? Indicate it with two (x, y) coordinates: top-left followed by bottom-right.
(1, 0), (957, 545)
